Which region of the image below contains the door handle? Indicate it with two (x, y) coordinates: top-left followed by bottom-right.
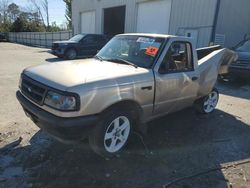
(141, 86), (152, 90)
(192, 76), (199, 81)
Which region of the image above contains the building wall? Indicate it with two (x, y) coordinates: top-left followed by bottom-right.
(72, 0), (218, 47)
(215, 0), (250, 47)
(72, 0), (144, 35)
(169, 0), (217, 47)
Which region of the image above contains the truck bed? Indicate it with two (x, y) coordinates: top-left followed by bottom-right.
(197, 45), (222, 60)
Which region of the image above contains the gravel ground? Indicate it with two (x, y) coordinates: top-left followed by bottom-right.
(0, 42), (250, 188)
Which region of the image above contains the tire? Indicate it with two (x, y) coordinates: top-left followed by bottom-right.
(89, 110), (133, 158)
(64, 48), (77, 60)
(194, 88), (219, 114)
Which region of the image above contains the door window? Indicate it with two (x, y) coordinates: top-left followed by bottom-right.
(83, 35), (99, 45)
(159, 42), (193, 74)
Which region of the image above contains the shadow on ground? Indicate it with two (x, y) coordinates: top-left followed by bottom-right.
(45, 58), (65, 63)
(217, 78), (250, 100)
(1, 108), (250, 188)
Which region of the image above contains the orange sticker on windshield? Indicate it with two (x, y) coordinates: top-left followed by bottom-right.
(145, 46), (159, 57)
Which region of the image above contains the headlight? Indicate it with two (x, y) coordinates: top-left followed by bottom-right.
(19, 77), (22, 89)
(44, 91), (79, 111)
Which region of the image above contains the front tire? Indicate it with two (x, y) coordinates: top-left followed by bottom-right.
(89, 110), (132, 157)
(194, 88), (219, 114)
(64, 48), (77, 60)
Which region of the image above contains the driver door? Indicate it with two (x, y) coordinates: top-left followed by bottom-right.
(79, 35), (100, 57)
(153, 41), (199, 115)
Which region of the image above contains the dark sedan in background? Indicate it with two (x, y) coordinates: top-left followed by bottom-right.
(229, 38), (250, 78)
(0, 33), (7, 42)
(51, 34), (111, 60)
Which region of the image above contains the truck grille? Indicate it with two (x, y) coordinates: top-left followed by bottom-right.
(21, 76), (47, 105)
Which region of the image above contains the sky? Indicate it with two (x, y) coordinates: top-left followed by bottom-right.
(12, 0), (66, 25)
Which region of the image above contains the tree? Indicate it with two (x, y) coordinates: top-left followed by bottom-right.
(29, 0), (46, 27)
(7, 3), (20, 22)
(0, 0), (9, 23)
(47, 21), (61, 32)
(0, 0), (11, 32)
(25, 21), (46, 32)
(41, 0), (49, 27)
(29, 0), (50, 29)
(63, 0), (72, 29)
(11, 17), (26, 32)
(0, 0), (63, 32)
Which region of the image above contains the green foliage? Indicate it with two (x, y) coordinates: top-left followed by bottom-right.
(10, 16), (45, 32)
(10, 17), (25, 32)
(0, 21), (11, 32)
(26, 21), (46, 32)
(0, 2), (64, 32)
(47, 22), (62, 32)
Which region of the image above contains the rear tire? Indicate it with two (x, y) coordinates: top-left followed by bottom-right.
(89, 110), (133, 158)
(64, 48), (77, 60)
(194, 88), (219, 114)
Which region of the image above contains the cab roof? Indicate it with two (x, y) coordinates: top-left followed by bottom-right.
(117, 33), (177, 39)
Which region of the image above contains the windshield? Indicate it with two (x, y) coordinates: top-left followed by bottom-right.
(97, 35), (165, 68)
(69, 34), (85, 42)
(236, 40), (250, 52)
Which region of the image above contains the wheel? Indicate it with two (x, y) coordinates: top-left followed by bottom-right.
(89, 110), (132, 157)
(65, 48), (77, 60)
(194, 88), (219, 114)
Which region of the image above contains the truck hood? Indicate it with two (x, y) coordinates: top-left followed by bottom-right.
(23, 59), (149, 91)
(53, 41), (77, 44)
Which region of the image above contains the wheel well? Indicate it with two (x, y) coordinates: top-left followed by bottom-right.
(65, 47), (77, 55)
(102, 100), (143, 124)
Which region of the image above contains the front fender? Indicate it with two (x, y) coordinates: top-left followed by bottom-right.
(79, 84), (142, 116)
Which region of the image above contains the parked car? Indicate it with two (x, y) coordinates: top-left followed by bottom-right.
(0, 33), (7, 42)
(51, 34), (111, 60)
(17, 33), (236, 157)
(229, 38), (250, 78)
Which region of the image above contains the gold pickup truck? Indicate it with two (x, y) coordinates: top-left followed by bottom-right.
(16, 33), (236, 157)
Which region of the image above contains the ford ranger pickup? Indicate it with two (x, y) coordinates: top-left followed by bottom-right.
(16, 33), (236, 157)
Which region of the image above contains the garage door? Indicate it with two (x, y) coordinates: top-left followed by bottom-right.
(136, 0), (171, 34)
(81, 11), (96, 34)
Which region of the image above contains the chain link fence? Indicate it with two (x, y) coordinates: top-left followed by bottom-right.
(7, 31), (73, 48)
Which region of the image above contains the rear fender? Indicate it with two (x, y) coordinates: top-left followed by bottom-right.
(197, 49), (237, 96)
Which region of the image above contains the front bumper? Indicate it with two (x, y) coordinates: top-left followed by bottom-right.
(50, 48), (65, 57)
(16, 91), (99, 142)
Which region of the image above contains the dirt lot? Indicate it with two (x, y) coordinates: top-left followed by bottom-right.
(0, 42), (250, 188)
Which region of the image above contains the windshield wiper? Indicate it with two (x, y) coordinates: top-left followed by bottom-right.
(105, 58), (138, 68)
(94, 55), (104, 61)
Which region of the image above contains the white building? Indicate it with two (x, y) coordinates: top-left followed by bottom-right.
(72, 0), (250, 48)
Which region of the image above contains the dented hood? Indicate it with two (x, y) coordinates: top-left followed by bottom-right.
(23, 59), (149, 91)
